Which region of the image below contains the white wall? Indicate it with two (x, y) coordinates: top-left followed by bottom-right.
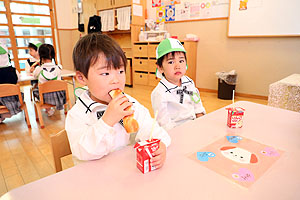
(55, 0), (78, 29)
(146, 1), (300, 96)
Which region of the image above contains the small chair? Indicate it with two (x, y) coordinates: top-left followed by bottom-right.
(50, 129), (72, 172)
(0, 84), (31, 128)
(34, 80), (72, 128)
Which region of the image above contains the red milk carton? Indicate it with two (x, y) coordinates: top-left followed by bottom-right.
(134, 139), (160, 174)
(226, 107), (245, 128)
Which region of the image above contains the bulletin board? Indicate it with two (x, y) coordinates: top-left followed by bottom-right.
(152, 0), (229, 23)
(228, 0), (300, 37)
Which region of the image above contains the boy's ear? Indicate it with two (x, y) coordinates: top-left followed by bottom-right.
(157, 65), (164, 74)
(75, 71), (87, 85)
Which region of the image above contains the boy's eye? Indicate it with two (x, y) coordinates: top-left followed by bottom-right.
(168, 61), (174, 65)
(179, 59), (185, 63)
(100, 73), (109, 76)
(119, 70), (124, 74)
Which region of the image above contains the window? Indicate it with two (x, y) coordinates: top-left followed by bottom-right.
(1, 0), (57, 71)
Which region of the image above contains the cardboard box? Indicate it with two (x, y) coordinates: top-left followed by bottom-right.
(226, 107), (245, 128)
(134, 139), (160, 174)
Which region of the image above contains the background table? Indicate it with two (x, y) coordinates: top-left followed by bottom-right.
(19, 69), (76, 90)
(1, 101), (300, 200)
(268, 74), (300, 112)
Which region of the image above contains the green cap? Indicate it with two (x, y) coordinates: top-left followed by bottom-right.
(31, 41), (42, 48)
(155, 38), (187, 78)
(0, 45), (7, 55)
(156, 38), (186, 59)
(0, 43), (10, 68)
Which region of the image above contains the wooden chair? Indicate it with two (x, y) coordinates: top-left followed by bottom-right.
(50, 129), (72, 172)
(0, 84), (31, 128)
(34, 80), (72, 128)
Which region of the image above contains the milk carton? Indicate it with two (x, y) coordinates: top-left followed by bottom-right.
(226, 107), (245, 128)
(134, 139), (160, 174)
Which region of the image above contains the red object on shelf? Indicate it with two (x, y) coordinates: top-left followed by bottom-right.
(171, 36), (178, 39)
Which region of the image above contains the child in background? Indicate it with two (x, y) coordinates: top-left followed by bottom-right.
(151, 38), (206, 131)
(25, 41), (42, 73)
(33, 44), (66, 116)
(0, 42), (22, 122)
(25, 41), (42, 87)
(66, 33), (171, 169)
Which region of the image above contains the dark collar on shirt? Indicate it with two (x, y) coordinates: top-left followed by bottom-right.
(159, 76), (193, 93)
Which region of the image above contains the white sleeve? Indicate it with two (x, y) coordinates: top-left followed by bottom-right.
(135, 102), (171, 147)
(65, 110), (117, 161)
(25, 61), (30, 73)
(151, 90), (176, 131)
(194, 88), (206, 115)
(33, 66), (42, 79)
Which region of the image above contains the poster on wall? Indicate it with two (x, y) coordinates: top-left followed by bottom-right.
(156, 6), (166, 22)
(165, 5), (175, 21)
(152, 0), (161, 7)
(154, 0), (229, 22)
(175, 2), (190, 21)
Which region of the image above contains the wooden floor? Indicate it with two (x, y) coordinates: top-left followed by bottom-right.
(0, 83), (267, 196)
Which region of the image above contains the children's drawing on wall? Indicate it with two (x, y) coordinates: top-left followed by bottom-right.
(165, 5), (175, 21)
(152, 0), (161, 7)
(161, 0), (181, 6)
(156, 6), (166, 22)
(239, 0), (248, 10)
(189, 135), (284, 188)
(200, 2), (212, 18)
(174, 2), (190, 21)
(190, 3), (201, 18)
(154, 0), (229, 22)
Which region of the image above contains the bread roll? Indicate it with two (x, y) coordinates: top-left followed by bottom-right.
(109, 89), (139, 133)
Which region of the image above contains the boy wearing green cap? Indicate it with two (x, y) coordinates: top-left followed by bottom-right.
(25, 41), (42, 74)
(151, 38), (206, 131)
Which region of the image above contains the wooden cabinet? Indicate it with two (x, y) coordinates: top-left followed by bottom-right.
(96, 0), (132, 10)
(132, 41), (198, 87)
(96, 0), (145, 87)
(96, 0), (113, 10)
(125, 59), (132, 86)
(114, 0), (132, 8)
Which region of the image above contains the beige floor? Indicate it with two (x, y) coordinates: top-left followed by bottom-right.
(0, 84), (267, 196)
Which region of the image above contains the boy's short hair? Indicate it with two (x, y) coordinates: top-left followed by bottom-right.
(156, 51), (187, 68)
(72, 33), (127, 78)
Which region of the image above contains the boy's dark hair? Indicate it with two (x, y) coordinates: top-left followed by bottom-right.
(38, 44), (56, 64)
(156, 51), (187, 68)
(28, 43), (38, 51)
(72, 33), (127, 78)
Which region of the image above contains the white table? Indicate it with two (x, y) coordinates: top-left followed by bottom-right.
(268, 74), (300, 112)
(19, 69), (76, 90)
(1, 101), (300, 200)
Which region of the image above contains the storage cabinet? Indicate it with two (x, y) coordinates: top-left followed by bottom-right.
(96, 0), (146, 86)
(96, 0), (113, 10)
(125, 59), (132, 86)
(96, 0), (132, 10)
(132, 41), (198, 87)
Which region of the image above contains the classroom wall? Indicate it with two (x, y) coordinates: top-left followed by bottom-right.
(54, 0), (96, 70)
(146, 2), (300, 97)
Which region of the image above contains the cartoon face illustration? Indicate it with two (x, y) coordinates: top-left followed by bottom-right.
(220, 146), (258, 164)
